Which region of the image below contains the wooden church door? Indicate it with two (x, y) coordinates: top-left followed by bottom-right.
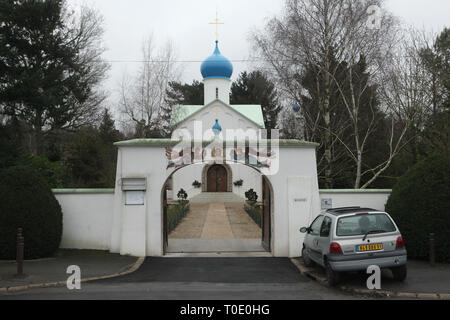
(207, 165), (227, 192)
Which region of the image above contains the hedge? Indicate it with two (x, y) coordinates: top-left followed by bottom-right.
(244, 201), (262, 227)
(167, 201), (190, 233)
(385, 155), (450, 262)
(0, 166), (63, 259)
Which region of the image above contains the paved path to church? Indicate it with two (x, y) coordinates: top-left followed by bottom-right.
(169, 203), (261, 239)
(225, 203), (261, 238)
(169, 203), (209, 238)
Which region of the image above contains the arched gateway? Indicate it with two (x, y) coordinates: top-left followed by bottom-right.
(107, 39), (320, 258)
(108, 138), (320, 258)
(163, 160), (272, 254)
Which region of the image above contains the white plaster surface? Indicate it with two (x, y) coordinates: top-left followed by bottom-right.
(56, 193), (113, 250)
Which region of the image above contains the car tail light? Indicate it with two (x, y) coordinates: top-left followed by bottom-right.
(396, 236), (405, 249)
(329, 242), (343, 255)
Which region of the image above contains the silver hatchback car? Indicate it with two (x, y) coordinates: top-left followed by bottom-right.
(300, 207), (407, 286)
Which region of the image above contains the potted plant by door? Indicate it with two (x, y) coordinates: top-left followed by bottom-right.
(233, 179), (243, 187)
(245, 188), (258, 206)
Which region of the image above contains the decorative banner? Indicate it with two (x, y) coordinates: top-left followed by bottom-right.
(165, 147), (186, 169)
(229, 147), (275, 168)
(165, 146), (276, 170)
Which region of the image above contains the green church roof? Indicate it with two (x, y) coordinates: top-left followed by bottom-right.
(171, 99), (266, 128)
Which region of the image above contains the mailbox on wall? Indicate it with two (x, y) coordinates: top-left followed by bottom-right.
(122, 178), (147, 205)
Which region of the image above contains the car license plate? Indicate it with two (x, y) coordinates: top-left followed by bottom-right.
(356, 243), (383, 252)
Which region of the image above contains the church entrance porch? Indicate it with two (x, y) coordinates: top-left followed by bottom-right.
(201, 163), (233, 193)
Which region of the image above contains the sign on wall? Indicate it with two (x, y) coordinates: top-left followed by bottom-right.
(321, 198), (332, 209)
(121, 178), (146, 206)
(125, 191), (145, 206)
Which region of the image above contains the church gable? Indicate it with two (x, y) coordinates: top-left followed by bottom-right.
(171, 99), (265, 132)
(170, 40), (266, 134)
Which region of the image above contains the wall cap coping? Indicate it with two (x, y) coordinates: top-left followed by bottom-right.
(319, 189), (392, 194)
(52, 189), (115, 194)
(113, 138), (319, 148)
(51, 188), (392, 195)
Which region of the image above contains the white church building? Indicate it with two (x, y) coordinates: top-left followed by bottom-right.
(53, 40), (392, 258)
(169, 40), (266, 203)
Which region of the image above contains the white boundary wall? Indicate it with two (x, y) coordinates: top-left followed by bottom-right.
(319, 190), (391, 212)
(54, 190), (114, 250)
(53, 188), (391, 255)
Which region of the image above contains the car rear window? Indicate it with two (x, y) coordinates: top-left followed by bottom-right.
(336, 213), (396, 236)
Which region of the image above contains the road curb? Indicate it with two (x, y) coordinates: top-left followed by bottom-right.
(290, 258), (449, 300)
(0, 257), (145, 294)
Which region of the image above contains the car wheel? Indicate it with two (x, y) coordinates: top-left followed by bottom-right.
(302, 247), (314, 267)
(391, 265), (407, 282)
(325, 261), (341, 287)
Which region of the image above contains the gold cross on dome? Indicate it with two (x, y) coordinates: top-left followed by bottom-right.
(209, 13), (224, 41)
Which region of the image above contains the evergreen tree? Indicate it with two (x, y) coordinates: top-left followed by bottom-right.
(231, 71), (281, 130)
(0, 119), (23, 168)
(64, 127), (105, 188)
(292, 54), (352, 188)
(419, 28), (450, 158)
(288, 54), (386, 188)
(99, 108), (121, 144)
(98, 108), (122, 186)
(64, 110), (123, 188)
(166, 80), (204, 106)
(0, 0), (108, 155)
(420, 28), (449, 115)
(157, 80), (205, 138)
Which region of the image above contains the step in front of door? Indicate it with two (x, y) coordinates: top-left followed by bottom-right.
(189, 192), (245, 203)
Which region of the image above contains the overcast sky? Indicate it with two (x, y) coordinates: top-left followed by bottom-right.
(70, 0), (449, 112)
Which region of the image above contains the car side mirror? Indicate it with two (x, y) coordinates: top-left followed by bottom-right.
(300, 227), (308, 233)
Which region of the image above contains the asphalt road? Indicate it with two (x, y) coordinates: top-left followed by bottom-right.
(0, 257), (371, 300)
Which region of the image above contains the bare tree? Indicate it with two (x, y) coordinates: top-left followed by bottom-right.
(369, 30), (435, 187)
(252, 0), (424, 188)
(253, 0), (379, 187)
(322, 1), (402, 189)
(118, 35), (180, 138)
(52, 3), (110, 135)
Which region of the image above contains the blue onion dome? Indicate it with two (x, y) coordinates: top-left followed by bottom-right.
(293, 103), (300, 112)
(201, 41), (233, 79)
(212, 119), (222, 135)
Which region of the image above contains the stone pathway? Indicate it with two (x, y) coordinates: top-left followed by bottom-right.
(168, 203), (208, 239)
(201, 203), (234, 239)
(169, 202), (261, 239)
(225, 203), (261, 239)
